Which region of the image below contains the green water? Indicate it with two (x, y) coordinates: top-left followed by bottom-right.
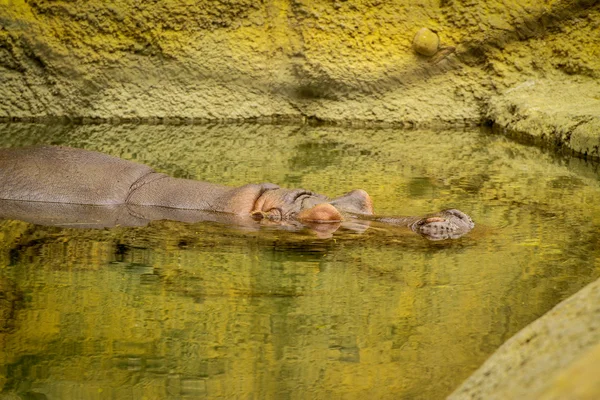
(0, 123), (599, 400)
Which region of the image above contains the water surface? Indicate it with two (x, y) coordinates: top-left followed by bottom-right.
(1, 123), (599, 399)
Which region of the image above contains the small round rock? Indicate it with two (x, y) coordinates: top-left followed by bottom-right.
(412, 27), (440, 57)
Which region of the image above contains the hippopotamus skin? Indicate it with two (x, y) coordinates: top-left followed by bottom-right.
(0, 146), (474, 240)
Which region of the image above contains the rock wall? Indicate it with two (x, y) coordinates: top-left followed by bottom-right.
(1, 0), (598, 134)
(448, 277), (600, 400)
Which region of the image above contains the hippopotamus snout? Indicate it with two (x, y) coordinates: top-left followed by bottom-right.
(251, 188), (375, 223)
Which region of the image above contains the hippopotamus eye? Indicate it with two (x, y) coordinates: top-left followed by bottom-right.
(292, 190), (314, 202)
(296, 190), (314, 198)
(293, 191), (319, 210)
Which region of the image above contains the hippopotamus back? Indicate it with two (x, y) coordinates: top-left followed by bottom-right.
(0, 146), (154, 205)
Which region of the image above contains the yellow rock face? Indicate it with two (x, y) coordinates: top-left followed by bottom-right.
(0, 0), (598, 151)
(449, 278), (600, 400)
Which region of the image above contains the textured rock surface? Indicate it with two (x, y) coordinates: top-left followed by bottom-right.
(448, 277), (600, 400)
(487, 78), (600, 159)
(0, 0), (598, 133)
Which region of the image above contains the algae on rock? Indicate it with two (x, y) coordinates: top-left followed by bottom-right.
(1, 0), (598, 134)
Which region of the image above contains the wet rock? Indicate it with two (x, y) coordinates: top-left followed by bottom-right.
(487, 78), (600, 160)
(0, 0), (598, 132)
(448, 277), (600, 400)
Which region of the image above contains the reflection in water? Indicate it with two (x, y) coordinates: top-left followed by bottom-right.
(0, 123), (599, 399)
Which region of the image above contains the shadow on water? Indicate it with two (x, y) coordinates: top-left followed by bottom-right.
(0, 122), (600, 399)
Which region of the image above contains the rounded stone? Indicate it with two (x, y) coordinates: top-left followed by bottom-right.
(412, 28), (440, 57)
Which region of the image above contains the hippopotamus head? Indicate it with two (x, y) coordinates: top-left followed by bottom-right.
(248, 186), (474, 240)
(250, 188), (373, 223)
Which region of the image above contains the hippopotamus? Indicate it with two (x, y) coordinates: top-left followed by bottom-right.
(0, 146), (474, 240)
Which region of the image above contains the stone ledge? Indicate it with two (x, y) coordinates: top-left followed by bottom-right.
(486, 78), (600, 160)
(448, 277), (600, 400)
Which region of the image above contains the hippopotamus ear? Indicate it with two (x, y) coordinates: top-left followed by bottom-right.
(297, 203), (343, 223)
(329, 189), (374, 215)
